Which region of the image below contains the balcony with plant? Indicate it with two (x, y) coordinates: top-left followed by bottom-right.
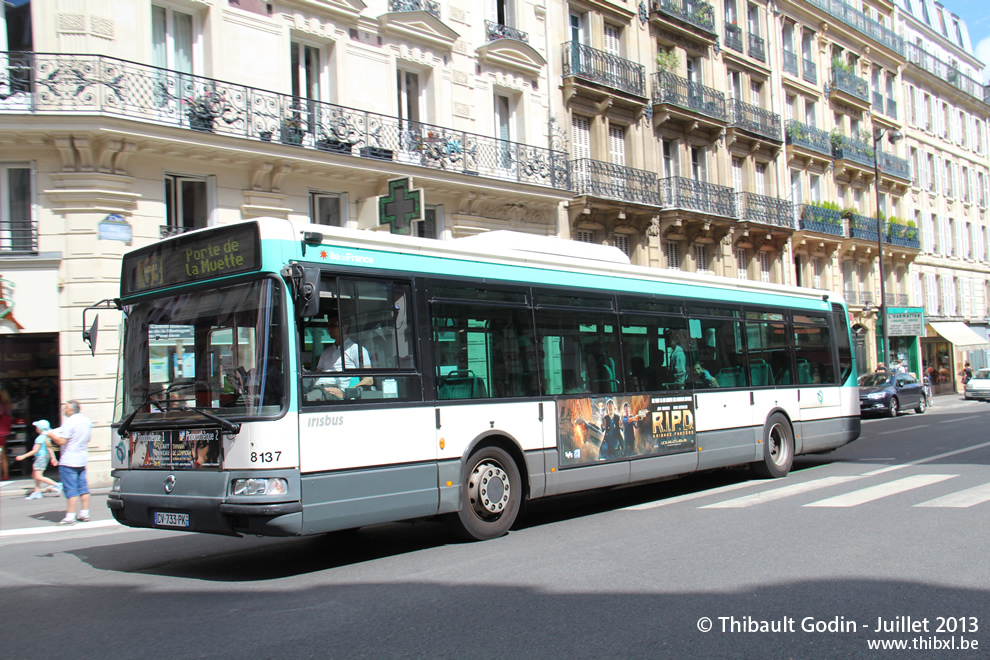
(799, 201), (844, 236)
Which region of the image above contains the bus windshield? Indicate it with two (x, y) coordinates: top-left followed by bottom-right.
(115, 278), (286, 424)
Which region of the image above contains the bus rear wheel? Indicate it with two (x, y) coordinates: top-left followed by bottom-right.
(448, 446), (521, 541)
(752, 413), (794, 479)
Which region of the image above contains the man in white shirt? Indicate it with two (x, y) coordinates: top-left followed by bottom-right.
(45, 400), (93, 525)
(316, 317), (373, 399)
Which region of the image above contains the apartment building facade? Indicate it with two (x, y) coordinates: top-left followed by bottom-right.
(895, 0), (990, 394)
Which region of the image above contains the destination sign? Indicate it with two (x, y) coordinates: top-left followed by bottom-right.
(121, 223), (261, 296)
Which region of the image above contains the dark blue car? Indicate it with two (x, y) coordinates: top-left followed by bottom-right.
(859, 372), (927, 417)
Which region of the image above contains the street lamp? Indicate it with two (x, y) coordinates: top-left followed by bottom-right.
(873, 127), (902, 367)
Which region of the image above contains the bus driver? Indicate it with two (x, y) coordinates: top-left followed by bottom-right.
(316, 316), (373, 399)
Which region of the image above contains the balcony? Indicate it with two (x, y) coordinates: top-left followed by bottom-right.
(885, 223), (920, 249)
(831, 66), (870, 104)
(748, 34), (766, 63)
(832, 135), (874, 169)
(651, 71), (727, 122)
(650, 0), (716, 37)
(0, 52), (570, 191)
(725, 24), (743, 53)
(737, 192), (794, 228)
(561, 42), (646, 98)
(802, 58), (817, 84)
(0, 216), (37, 253)
(571, 159), (662, 207)
(905, 43), (985, 105)
(805, 0), (904, 55)
(729, 100), (781, 141)
(848, 213), (879, 242)
(782, 50), (798, 75)
(878, 151), (911, 181)
(485, 21), (528, 43)
(799, 204), (844, 237)
(661, 177), (736, 216)
(388, 0), (441, 20)
(785, 120), (831, 157)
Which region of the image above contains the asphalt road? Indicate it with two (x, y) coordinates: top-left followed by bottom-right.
(1, 396), (988, 659)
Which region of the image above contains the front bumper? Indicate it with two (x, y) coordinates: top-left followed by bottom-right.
(859, 398), (891, 413)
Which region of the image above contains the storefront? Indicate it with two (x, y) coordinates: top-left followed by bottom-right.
(0, 333), (61, 476)
(925, 322), (990, 396)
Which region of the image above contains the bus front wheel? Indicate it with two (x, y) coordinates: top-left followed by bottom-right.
(752, 413), (794, 479)
(448, 445), (521, 541)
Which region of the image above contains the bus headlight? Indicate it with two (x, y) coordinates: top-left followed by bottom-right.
(111, 477), (122, 492)
(230, 478), (288, 496)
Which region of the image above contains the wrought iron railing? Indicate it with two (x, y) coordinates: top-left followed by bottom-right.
(904, 43), (985, 104)
(802, 58), (817, 84)
(782, 50), (798, 75)
(725, 24), (743, 53)
(661, 177), (736, 216)
(651, 71), (727, 121)
(748, 34), (766, 62)
(842, 287), (866, 306)
(805, 0), (904, 55)
(485, 20), (529, 43)
(738, 192), (794, 228)
(650, 0), (716, 35)
(886, 97), (897, 119)
(831, 66), (870, 103)
(832, 134), (874, 168)
(730, 99), (781, 141)
(785, 120), (831, 156)
(388, 0), (440, 20)
(0, 52), (570, 191)
(878, 151), (911, 181)
(0, 217), (36, 253)
(571, 159), (663, 207)
(561, 42), (646, 97)
(799, 205), (844, 236)
(885, 223), (920, 248)
(848, 213), (879, 241)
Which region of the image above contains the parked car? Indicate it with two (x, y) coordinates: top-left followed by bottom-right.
(858, 372), (926, 417)
(964, 368), (990, 401)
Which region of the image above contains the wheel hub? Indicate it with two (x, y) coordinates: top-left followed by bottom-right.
(470, 461), (510, 516)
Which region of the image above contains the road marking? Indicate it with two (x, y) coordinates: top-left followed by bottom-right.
(621, 479), (763, 510)
(0, 519), (121, 538)
(861, 440), (990, 477)
(804, 474), (957, 508)
(700, 476), (861, 508)
(914, 483), (990, 508)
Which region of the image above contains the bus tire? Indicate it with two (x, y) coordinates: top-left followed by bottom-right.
(448, 445), (521, 541)
(752, 413), (793, 479)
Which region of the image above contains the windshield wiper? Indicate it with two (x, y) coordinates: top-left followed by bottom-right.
(116, 382), (204, 437)
(176, 406), (241, 435)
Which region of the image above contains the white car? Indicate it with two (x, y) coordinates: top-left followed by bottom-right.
(964, 368), (990, 401)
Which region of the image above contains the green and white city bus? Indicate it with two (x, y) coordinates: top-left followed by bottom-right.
(100, 218), (860, 540)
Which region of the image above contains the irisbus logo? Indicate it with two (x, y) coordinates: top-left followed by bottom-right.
(308, 414), (344, 428)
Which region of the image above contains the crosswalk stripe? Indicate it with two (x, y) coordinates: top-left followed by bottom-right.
(700, 476), (861, 508)
(914, 483), (990, 508)
(621, 479), (762, 510)
(804, 474), (957, 508)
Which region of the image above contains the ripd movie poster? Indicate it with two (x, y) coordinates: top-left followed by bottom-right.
(557, 394), (695, 467)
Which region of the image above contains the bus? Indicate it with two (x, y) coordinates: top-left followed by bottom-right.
(99, 218), (860, 540)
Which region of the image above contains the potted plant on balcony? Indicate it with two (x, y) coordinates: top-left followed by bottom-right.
(280, 115), (305, 145)
(831, 57), (853, 74)
(656, 50), (679, 73)
(183, 89), (234, 132)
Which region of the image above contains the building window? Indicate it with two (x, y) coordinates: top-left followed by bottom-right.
(574, 230), (595, 243)
(736, 248), (747, 279)
(695, 244), (709, 274)
(310, 191), (344, 227)
(812, 257), (822, 289)
(664, 241), (680, 270)
(416, 205), (442, 239)
(613, 233), (630, 256)
(759, 251), (771, 283)
(164, 173), (209, 233)
(153, 5), (195, 73)
(0, 164), (34, 252)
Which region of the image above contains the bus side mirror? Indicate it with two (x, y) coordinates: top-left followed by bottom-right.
(83, 315), (99, 357)
(81, 298), (121, 357)
(281, 264), (321, 317)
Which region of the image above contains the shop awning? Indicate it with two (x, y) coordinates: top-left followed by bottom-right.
(928, 322), (990, 350)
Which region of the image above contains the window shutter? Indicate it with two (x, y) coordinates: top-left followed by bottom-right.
(571, 115), (590, 160)
(954, 218), (963, 257)
(926, 273), (938, 315)
(922, 213), (933, 252)
(961, 278), (971, 318)
(912, 272), (923, 308)
(665, 241), (680, 270)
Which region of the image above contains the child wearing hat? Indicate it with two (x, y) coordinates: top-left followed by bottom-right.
(15, 420), (62, 500)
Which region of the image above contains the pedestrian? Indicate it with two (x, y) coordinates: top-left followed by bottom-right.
(0, 388), (11, 482)
(961, 361), (973, 384)
(875, 362), (887, 373)
(43, 400), (93, 525)
(14, 420), (62, 499)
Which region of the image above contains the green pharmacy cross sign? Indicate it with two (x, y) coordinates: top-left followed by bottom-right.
(378, 177), (423, 235)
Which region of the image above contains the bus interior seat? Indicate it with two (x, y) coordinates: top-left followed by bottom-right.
(716, 366), (743, 388)
(438, 370), (488, 400)
(750, 360), (773, 386)
(797, 358), (812, 384)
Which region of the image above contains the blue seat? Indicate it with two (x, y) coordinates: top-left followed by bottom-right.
(716, 367), (743, 388)
(438, 370), (488, 400)
(750, 360), (773, 386)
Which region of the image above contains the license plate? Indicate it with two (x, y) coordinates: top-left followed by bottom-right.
(154, 511), (190, 528)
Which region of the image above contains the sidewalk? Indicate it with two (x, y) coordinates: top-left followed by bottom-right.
(0, 484), (113, 534)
